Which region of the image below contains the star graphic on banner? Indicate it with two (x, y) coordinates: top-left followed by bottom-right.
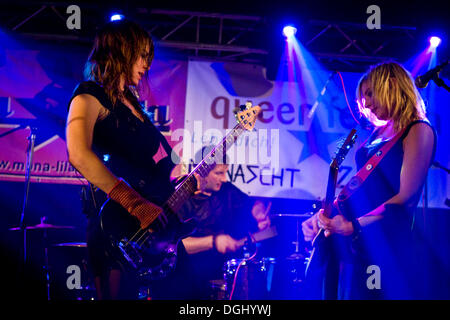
(0, 49), (81, 147)
(288, 113), (344, 164)
(13, 82), (73, 146)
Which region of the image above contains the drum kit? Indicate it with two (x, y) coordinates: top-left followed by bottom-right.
(9, 120), (315, 300)
(9, 212), (314, 300)
(6, 123), (94, 300)
(9, 178), (314, 300)
(210, 212), (314, 300)
(9, 217), (94, 300)
(11, 129), (314, 301)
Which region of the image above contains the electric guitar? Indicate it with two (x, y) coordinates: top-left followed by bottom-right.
(99, 102), (262, 280)
(304, 129), (357, 298)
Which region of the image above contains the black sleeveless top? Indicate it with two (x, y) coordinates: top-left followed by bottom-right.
(68, 81), (173, 199)
(340, 120), (437, 221)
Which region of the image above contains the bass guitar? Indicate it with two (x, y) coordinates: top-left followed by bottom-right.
(99, 102), (262, 280)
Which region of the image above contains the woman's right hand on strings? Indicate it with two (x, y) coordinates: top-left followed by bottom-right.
(302, 212), (319, 242)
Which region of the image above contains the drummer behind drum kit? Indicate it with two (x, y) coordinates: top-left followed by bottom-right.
(210, 212), (314, 300)
(9, 212), (312, 300)
(9, 110), (313, 300)
(9, 217), (95, 300)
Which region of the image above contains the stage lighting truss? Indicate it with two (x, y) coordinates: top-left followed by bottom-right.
(0, 3), (425, 72)
(0, 4), (269, 65)
(147, 9), (269, 64)
(304, 20), (419, 71)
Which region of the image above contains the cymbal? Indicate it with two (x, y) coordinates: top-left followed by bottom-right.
(9, 223), (75, 231)
(286, 252), (305, 260)
(53, 242), (87, 248)
(271, 213), (314, 218)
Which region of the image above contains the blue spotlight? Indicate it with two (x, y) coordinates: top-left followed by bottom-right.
(283, 25), (297, 38)
(110, 13), (124, 22)
(429, 36), (441, 48)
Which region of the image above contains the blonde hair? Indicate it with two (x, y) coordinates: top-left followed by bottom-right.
(356, 62), (426, 132)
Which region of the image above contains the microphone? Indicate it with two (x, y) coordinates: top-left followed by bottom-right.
(308, 71), (337, 118)
(415, 60), (449, 89)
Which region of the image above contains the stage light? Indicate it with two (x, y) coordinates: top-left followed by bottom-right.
(110, 13), (124, 22)
(283, 25), (297, 38)
(429, 36), (441, 48)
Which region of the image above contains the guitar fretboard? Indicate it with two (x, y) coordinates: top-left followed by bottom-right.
(164, 123), (246, 214)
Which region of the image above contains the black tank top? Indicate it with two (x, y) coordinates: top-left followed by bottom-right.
(68, 81), (173, 199)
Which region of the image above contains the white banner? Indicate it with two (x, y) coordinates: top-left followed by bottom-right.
(182, 60), (364, 201)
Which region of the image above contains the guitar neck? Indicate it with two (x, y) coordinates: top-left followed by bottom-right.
(165, 123), (245, 213)
(321, 128), (357, 218)
(322, 164), (338, 218)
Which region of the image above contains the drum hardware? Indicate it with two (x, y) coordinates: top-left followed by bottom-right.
(9, 125), (52, 300)
(10, 217), (76, 300)
(272, 211), (311, 263)
(9, 222), (75, 231)
(268, 212), (312, 296)
(270, 212), (314, 219)
(19, 126), (37, 262)
(224, 257), (277, 300)
(53, 242), (87, 247)
(270, 212), (313, 260)
(286, 253), (307, 285)
(209, 279), (227, 300)
(50, 240), (95, 300)
(223, 227), (278, 300)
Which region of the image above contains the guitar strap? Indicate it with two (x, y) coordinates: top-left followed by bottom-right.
(336, 126), (407, 211)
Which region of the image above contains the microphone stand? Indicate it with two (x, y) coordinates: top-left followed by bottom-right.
(17, 126), (38, 297)
(431, 77), (450, 92)
(19, 126), (37, 261)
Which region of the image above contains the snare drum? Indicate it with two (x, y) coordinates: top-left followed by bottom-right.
(49, 243), (95, 300)
(209, 279), (227, 300)
(224, 257), (276, 300)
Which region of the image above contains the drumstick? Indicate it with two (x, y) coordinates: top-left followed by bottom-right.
(236, 226), (278, 247)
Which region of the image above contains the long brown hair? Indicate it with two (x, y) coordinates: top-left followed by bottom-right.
(84, 19), (154, 106)
(356, 61), (426, 132)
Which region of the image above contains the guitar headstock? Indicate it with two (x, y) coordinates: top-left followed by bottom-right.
(331, 128), (357, 169)
(234, 101), (262, 131)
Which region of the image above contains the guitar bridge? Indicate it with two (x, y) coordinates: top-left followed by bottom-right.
(117, 239), (143, 270)
(138, 243), (178, 281)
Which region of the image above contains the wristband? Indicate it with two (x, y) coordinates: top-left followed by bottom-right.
(212, 234), (218, 251)
(108, 178), (124, 197)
